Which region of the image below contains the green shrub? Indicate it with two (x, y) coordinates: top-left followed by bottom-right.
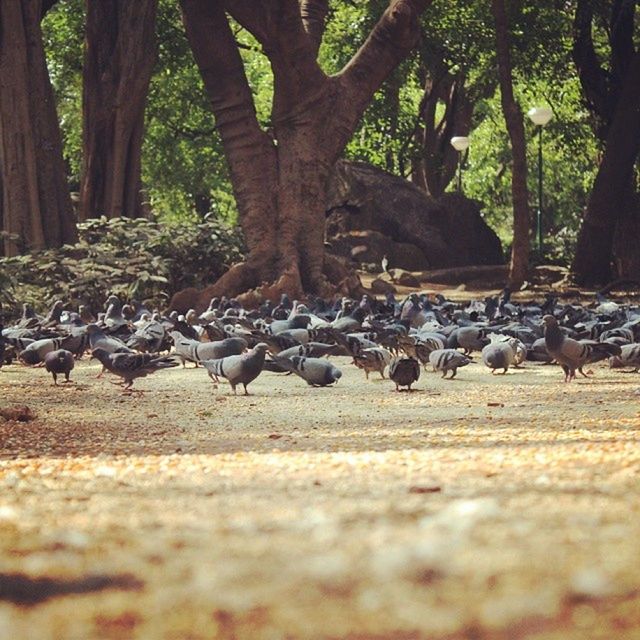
(0, 216), (245, 317)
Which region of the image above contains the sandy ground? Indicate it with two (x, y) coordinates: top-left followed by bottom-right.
(1, 355), (639, 640)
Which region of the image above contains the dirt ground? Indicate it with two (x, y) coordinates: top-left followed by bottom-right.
(1, 353), (639, 640)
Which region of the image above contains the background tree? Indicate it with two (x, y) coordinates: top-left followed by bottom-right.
(571, 0), (640, 284)
(491, 0), (530, 286)
(176, 0), (430, 305)
(79, 0), (158, 220)
(0, 0), (77, 257)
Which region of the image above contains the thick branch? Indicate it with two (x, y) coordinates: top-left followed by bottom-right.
(572, 0), (612, 134)
(180, 0), (278, 275)
(610, 0), (636, 85)
(225, 1), (275, 49)
(299, 0), (329, 54)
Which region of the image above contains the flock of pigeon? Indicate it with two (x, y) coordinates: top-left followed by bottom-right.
(1, 289), (639, 395)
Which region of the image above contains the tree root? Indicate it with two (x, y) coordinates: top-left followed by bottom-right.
(169, 255), (366, 312)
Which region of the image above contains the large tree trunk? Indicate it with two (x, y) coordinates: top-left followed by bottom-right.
(79, 0), (158, 221)
(491, 0), (531, 287)
(174, 0), (430, 310)
(572, 51), (640, 285)
(0, 0), (77, 257)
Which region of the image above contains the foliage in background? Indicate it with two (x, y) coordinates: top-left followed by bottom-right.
(0, 218), (244, 317)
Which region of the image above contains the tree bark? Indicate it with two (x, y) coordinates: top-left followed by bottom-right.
(572, 51), (640, 285)
(79, 0), (158, 221)
(176, 0), (430, 308)
(491, 0), (531, 287)
(0, 0), (77, 257)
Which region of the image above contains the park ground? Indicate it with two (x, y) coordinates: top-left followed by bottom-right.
(0, 353), (639, 639)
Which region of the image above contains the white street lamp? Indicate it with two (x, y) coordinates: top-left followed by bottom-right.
(450, 136), (470, 192)
(527, 107), (553, 251)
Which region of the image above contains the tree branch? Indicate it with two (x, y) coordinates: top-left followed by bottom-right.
(610, 0), (636, 86)
(224, 1), (275, 49)
(180, 0), (278, 274)
(330, 0), (431, 157)
(572, 0), (612, 134)
(299, 0), (329, 55)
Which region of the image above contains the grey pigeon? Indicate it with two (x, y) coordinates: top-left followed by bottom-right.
(428, 348), (471, 379)
(276, 342), (341, 360)
(543, 315), (621, 382)
(527, 337), (553, 363)
(202, 343), (269, 395)
(448, 326), (490, 354)
(127, 319), (166, 353)
(609, 343), (640, 372)
(389, 357), (420, 391)
(481, 342), (514, 374)
(92, 348), (178, 391)
(87, 324), (131, 354)
(171, 331), (247, 366)
(273, 355), (342, 387)
(19, 337), (66, 365)
(44, 349), (75, 385)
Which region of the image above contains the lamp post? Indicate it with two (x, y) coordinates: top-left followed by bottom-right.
(527, 106), (553, 252)
(450, 136), (470, 192)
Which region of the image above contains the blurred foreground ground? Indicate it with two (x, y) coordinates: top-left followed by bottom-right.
(0, 356), (639, 639)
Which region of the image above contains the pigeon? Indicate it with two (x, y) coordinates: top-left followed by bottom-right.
(542, 315), (621, 382)
(481, 342), (515, 374)
(19, 337), (67, 365)
(201, 343), (269, 395)
(609, 343), (640, 372)
(44, 349), (75, 385)
(272, 354), (342, 387)
(171, 331), (247, 366)
(389, 356), (420, 391)
(127, 319), (166, 353)
(448, 326), (490, 354)
(92, 348), (178, 391)
(87, 324), (131, 354)
(428, 349), (471, 379)
(276, 342), (341, 359)
(353, 347), (392, 379)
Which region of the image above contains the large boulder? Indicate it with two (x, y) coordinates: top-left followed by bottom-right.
(326, 160), (503, 270)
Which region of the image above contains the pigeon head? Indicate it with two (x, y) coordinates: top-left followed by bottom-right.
(542, 315), (558, 328)
(253, 343), (269, 353)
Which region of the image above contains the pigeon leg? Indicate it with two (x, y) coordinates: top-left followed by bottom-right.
(52, 373), (58, 386)
(96, 366), (105, 379)
(450, 369), (457, 379)
(243, 384), (250, 396)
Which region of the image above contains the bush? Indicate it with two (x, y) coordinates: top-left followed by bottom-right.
(0, 216), (245, 317)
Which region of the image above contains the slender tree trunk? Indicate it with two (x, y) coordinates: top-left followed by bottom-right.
(572, 51), (640, 285)
(0, 0), (77, 257)
(175, 0), (430, 308)
(491, 0), (530, 287)
(79, 0), (158, 221)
